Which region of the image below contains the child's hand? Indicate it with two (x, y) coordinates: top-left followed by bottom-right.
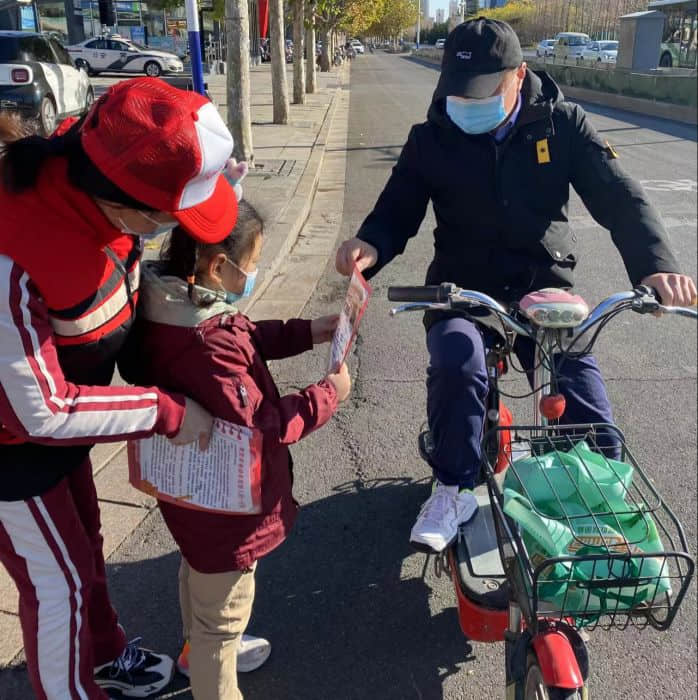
(327, 362), (351, 402)
(226, 158), (249, 202)
(311, 314), (340, 344)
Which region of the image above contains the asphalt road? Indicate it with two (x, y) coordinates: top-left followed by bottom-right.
(3, 53), (696, 700)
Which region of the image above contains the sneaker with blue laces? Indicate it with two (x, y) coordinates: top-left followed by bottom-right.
(94, 637), (174, 698)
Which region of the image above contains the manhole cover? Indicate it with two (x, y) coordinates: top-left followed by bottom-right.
(248, 159), (296, 177)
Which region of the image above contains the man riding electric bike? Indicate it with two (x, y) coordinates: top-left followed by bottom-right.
(335, 18), (697, 554)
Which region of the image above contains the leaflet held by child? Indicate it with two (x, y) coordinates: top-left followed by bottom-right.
(128, 419), (263, 514)
(327, 265), (371, 373)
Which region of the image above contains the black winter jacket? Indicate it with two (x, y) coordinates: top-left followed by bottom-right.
(357, 70), (679, 313)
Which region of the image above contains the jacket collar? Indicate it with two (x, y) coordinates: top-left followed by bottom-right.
(139, 262), (239, 328)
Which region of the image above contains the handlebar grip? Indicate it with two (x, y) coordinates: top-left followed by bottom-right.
(387, 283), (455, 303)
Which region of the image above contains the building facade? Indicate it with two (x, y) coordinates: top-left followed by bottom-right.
(420, 0), (430, 21)
(435, 7), (445, 23)
(1, 0), (261, 63)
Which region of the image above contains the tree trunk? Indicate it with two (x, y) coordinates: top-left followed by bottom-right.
(269, 0), (289, 124)
(305, 11), (316, 93)
(225, 0), (253, 162)
(320, 25), (331, 71)
(292, 0), (305, 103)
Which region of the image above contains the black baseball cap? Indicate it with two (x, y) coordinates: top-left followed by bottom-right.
(434, 18), (523, 99)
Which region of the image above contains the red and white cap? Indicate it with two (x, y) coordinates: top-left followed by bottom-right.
(80, 77), (237, 244)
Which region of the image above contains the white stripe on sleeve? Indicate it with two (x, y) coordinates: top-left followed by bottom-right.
(0, 255), (160, 440)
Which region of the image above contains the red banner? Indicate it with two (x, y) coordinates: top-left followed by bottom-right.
(258, 0), (269, 38)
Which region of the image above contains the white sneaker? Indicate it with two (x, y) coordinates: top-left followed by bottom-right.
(176, 634), (271, 677)
(409, 481), (478, 553)
(237, 634), (272, 673)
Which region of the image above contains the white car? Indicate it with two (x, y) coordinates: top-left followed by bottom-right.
(67, 36), (184, 77)
(0, 31), (93, 135)
(579, 40), (618, 64)
(435, 38), (446, 49)
(553, 32), (591, 61)
(350, 39), (364, 54)
(536, 39), (556, 57)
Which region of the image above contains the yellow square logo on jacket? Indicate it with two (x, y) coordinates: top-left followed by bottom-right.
(536, 138), (551, 164)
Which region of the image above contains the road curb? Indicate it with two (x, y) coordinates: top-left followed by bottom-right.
(246, 69), (351, 323)
(244, 65), (349, 316)
(559, 84), (698, 125)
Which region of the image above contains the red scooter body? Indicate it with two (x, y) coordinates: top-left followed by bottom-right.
(449, 399), (583, 691)
(532, 628), (585, 689)
(448, 548), (509, 643)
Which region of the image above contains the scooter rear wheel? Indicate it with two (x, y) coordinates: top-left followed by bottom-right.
(524, 654), (586, 700)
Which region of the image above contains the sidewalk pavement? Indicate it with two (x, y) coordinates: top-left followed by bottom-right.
(0, 61), (349, 670)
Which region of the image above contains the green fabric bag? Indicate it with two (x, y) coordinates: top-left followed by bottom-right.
(502, 441), (670, 620)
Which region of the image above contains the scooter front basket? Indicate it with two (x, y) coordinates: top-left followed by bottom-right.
(483, 423), (694, 632)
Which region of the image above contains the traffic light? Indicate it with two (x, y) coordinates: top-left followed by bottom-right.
(98, 0), (115, 26)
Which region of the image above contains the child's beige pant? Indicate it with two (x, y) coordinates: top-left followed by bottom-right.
(179, 558), (256, 700)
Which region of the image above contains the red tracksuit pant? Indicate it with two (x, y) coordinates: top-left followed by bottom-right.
(0, 459), (127, 699)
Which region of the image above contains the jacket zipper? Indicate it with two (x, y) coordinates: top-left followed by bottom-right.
(238, 383), (249, 407)
(493, 140), (503, 207)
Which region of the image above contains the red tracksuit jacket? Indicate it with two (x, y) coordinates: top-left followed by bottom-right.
(121, 265), (338, 572)
(0, 155), (185, 501)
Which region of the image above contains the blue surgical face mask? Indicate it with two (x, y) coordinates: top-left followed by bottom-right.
(223, 258), (258, 302)
(445, 94), (508, 135)
(118, 211), (177, 238)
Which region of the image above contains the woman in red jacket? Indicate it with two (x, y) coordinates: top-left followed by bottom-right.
(0, 78), (239, 699)
(128, 201), (351, 699)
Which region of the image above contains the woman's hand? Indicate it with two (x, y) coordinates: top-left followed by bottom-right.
(170, 398), (213, 450)
(335, 237), (378, 277)
(641, 273), (698, 308)
(327, 362), (351, 402)
(311, 314), (340, 344)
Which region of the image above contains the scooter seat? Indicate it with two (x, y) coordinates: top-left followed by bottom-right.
(451, 482), (509, 610)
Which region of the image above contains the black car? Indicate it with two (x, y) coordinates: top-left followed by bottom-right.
(0, 31), (93, 135)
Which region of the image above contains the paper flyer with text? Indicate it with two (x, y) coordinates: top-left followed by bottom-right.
(128, 419), (263, 515)
(327, 265), (372, 373)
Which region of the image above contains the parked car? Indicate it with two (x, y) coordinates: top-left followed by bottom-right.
(579, 40), (618, 63)
(536, 38), (556, 57)
(350, 39), (364, 54)
(67, 35), (184, 77)
(0, 31), (93, 135)
(553, 32), (591, 61)
(435, 38), (446, 49)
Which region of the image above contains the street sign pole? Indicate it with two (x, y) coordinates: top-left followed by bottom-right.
(185, 0), (206, 95)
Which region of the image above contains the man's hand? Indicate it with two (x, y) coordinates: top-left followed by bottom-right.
(311, 315), (340, 344)
(641, 273), (698, 308)
(335, 237), (378, 277)
(170, 398), (213, 450)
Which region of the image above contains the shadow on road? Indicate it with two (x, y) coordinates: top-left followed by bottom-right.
(0, 478), (475, 700)
(239, 477), (474, 700)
